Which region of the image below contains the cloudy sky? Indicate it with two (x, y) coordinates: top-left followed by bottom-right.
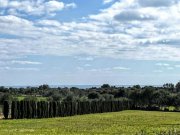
(0, 0), (180, 86)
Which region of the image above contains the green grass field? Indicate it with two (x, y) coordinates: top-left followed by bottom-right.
(0, 110), (179, 135)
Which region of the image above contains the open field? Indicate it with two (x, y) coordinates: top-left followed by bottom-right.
(0, 110), (179, 135)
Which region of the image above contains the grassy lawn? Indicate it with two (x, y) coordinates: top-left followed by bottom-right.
(0, 110), (179, 135)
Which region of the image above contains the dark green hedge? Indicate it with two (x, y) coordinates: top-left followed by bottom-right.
(8, 100), (132, 119)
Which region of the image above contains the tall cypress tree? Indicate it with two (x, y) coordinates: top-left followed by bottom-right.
(53, 102), (57, 117)
(14, 101), (18, 119)
(49, 102), (53, 118)
(30, 101), (36, 118)
(20, 101), (23, 119)
(56, 102), (61, 117)
(37, 102), (41, 118)
(11, 101), (15, 119)
(17, 101), (21, 119)
(40, 101), (44, 118)
(27, 101), (31, 118)
(45, 102), (49, 118)
(3, 101), (9, 119)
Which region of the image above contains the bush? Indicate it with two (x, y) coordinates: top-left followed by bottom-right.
(63, 95), (75, 102)
(102, 94), (114, 100)
(0, 94), (13, 104)
(88, 92), (100, 99)
(52, 94), (63, 101)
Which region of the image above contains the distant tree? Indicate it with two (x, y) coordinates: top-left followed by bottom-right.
(0, 86), (5, 92)
(77, 96), (89, 102)
(163, 83), (174, 92)
(132, 85), (141, 89)
(38, 84), (50, 90)
(88, 92), (100, 99)
(151, 91), (161, 106)
(63, 95), (75, 102)
(47, 97), (53, 102)
(114, 89), (125, 98)
(174, 93), (180, 107)
(129, 89), (142, 107)
(175, 82), (180, 92)
(102, 94), (114, 100)
(166, 94), (176, 106)
(141, 87), (155, 106)
(70, 87), (79, 91)
(38, 84), (50, 95)
(52, 94), (63, 101)
(154, 90), (170, 107)
(101, 84), (110, 89)
(0, 93), (13, 104)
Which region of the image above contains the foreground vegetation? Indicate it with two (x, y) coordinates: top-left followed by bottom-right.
(0, 110), (179, 135)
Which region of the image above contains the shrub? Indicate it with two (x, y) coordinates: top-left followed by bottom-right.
(88, 92), (100, 99)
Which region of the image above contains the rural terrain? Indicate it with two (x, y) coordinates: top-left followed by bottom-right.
(0, 110), (179, 135)
(0, 84), (180, 135)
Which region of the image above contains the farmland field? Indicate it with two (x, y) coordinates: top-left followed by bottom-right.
(0, 110), (179, 135)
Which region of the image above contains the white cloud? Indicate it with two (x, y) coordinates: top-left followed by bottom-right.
(0, 15), (32, 26)
(11, 60), (42, 65)
(155, 64), (180, 70)
(45, 0), (64, 12)
(103, 0), (114, 4)
(113, 66), (130, 70)
(37, 20), (61, 27)
(0, 0), (8, 8)
(156, 63), (170, 67)
(89, 0), (137, 21)
(75, 57), (94, 61)
(65, 3), (77, 9)
(0, 0), (76, 16)
(114, 10), (156, 22)
(0, 66), (39, 71)
(0, 0), (180, 63)
(76, 66), (130, 73)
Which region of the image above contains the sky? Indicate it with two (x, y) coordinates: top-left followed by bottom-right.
(0, 0), (180, 86)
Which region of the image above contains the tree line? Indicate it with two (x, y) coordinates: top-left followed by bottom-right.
(1, 82), (180, 114)
(3, 99), (131, 119)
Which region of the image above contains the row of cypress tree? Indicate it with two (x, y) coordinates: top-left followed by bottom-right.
(4, 100), (132, 119)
